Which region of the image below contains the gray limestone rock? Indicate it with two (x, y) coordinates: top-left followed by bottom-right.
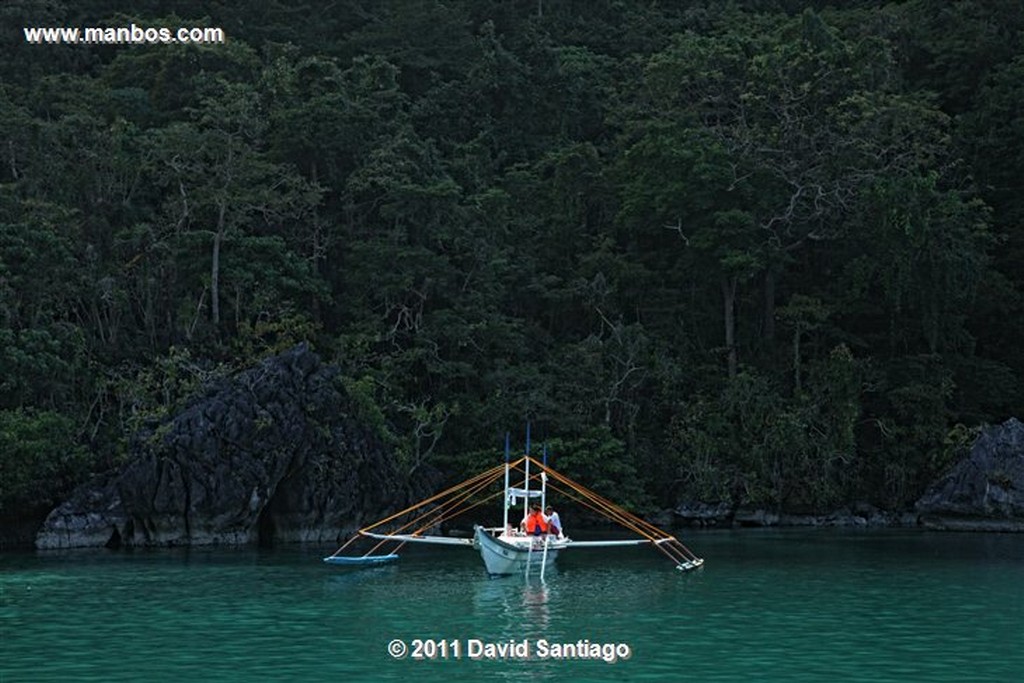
(916, 417), (1024, 531)
(36, 344), (408, 549)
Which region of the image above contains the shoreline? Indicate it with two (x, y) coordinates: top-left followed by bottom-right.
(5, 502), (1021, 553)
(4, 518), (1021, 554)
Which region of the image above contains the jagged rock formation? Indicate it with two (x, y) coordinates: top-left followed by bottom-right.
(672, 501), (917, 528)
(673, 501), (734, 527)
(36, 345), (409, 549)
(916, 417), (1024, 531)
(673, 419), (1024, 531)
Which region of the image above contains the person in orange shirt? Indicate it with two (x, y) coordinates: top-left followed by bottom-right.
(524, 504), (548, 536)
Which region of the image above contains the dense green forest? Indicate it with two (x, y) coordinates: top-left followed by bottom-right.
(3, 0), (1023, 525)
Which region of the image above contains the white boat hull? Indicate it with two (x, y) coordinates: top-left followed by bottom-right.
(474, 526), (565, 575)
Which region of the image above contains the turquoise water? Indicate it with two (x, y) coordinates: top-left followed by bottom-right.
(2, 530), (1022, 682)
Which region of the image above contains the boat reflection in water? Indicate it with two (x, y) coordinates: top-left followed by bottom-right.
(521, 581), (550, 631)
(472, 571), (553, 638)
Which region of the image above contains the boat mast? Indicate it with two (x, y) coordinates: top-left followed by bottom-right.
(522, 423), (531, 528)
(540, 443), (547, 512)
(502, 432), (510, 533)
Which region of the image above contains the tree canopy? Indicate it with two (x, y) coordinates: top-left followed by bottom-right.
(3, 0), (1022, 520)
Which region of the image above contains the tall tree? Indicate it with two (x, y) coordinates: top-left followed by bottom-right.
(148, 78), (321, 335)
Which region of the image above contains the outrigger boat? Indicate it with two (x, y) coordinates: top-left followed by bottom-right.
(324, 430), (703, 576)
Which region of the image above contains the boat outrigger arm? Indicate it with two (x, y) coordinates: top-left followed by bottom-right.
(359, 531), (475, 546)
(359, 531), (671, 548)
(324, 436), (704, 574)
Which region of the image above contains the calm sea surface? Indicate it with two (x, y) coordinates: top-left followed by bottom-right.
(2, 529), (1022, 682)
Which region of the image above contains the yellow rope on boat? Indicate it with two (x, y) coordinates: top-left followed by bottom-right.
(363, 466), (508, 555)
(529, 457), (701, 563)
(330, 461), (513, 558)
(360, 460), (516, 532)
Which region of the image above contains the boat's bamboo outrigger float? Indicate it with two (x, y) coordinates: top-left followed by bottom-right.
(324, 430), (704, 575)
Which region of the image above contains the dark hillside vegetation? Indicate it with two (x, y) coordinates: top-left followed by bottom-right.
(2, 1), (1023, 537)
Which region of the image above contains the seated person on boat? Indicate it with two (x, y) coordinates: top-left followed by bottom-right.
(522, 504), (548, 536)
(545, 505), (562, 539)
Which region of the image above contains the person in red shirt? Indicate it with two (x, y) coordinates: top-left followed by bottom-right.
(524, 504), (548, 536)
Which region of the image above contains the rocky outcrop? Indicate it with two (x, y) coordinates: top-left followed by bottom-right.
(673, 501), (918, 528)
(672, 419), (1024, 531)
(36, 345), (410, 549)
(673, 501), (734, 526)
(915, 417), (1024, 531)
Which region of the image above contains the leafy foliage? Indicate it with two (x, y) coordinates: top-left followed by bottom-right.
(0, 409), (89, 515)
(2, 0), (1021, 518)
